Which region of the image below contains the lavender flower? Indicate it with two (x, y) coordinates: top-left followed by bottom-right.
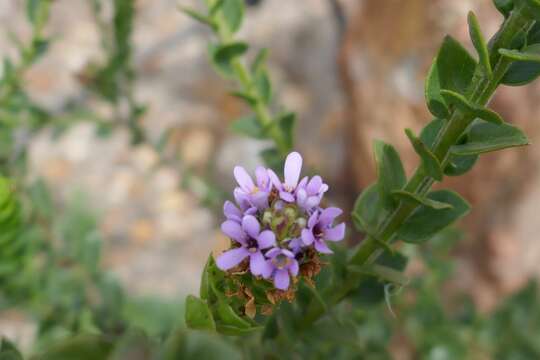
(217, 215), (275, 276)
(265, 248), (299, 290)
(267, 152), (303, 202)
(301, 207), (346, 254)
(234, 165), (272, 210)
(217, 151), (345, 293)
(296, 175), (328, 211)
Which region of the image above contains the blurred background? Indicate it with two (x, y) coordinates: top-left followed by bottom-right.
(1, 0), (540, 355)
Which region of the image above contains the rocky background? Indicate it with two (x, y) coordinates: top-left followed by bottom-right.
(1, 0), (539, 343)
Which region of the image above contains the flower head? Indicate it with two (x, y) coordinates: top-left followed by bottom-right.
(216, 151), (345, 295)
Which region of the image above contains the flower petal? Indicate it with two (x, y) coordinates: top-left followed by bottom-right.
(308, 211), (319, 228)
(297, 176), (308, 191)
(281, 249), (295, 258)
(255, 166), (270, 190)
(324, 222), (346, 241)
(301, 228), (315, 245)
(305, 196), (321, 209)
(274, 269), (290, 290)
(265, 247), (281, 259)
(306, 175), (322, 194)
(289, 259), (299, 276)
(319, 207), (343, 226)
(250, 251), (268, 276)
(267, 169), (282, 190)
(296, 188), (307, 207)
(216, 247), (249, 270)
(234, 166), (255, 192)
(314, 240), (333, 254)
(233, 188), (250, 210)
(284, 152), (302, 189)
(221, 220), (246, 243)
(257, 230), (276, 249)
(242, 215), (260, 238)
(250, 191), (269, 210)
(279, 191), (295, 203)
(223, 200), (242, 222)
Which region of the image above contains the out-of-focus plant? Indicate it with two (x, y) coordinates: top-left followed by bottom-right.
(181, 0), (296, 170)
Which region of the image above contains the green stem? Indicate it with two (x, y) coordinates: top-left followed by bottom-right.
(215, 16), (289, 155)
(299, 6), (536, 329)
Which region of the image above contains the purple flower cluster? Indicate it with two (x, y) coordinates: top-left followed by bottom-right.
(216, 152), (345, 290)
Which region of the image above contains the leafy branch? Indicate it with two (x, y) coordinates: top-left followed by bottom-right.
(181, 0), (295, 169)
(299, 0), (540, 327)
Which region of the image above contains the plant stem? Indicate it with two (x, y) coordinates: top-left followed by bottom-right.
(215, 18), (289, 155)
(299, 6), (536, 329)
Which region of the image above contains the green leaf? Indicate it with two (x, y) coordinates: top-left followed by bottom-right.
(405, 128), (443, 181)
(528, 22), (540, 44)
(501, 45), (540, 85)
(396, 190), (471, 244)
(425, 36), (476, 118)
(229, 91), (257, 106)
(517, 0), (540, 21)
(209, 0), (225, 16)
(373, 141), (406, 210)
(440, 89), (504, 125)
(230, 115), (266, 139)
(185, 295), (216, 331)
(221, 0), (244, 33)
(215, 300), (251, 329)
(352, 184), (386, 234)
(254, 70), (272, 104)
(30, 336), (114, 360)
(420, 118), (479, 176)
(251, 48), (269, 73)
(468, 11), (492, 77)
(181, 7), (215, 28)
(493, 0), (514, 17)
(499, 44), (540, 62)
(0, 338), (22, 360)
(450, 120), (529, 156)
(109, 330), (156, 360)
(277, 112), (295, 150)
(214, 42), (248, 64)
(391, 190), (453, 210)
(162, 329), (241, 360)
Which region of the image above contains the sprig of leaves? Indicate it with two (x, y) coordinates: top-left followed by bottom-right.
(299, 0), (540, 328)
(181, 0), (295, 170)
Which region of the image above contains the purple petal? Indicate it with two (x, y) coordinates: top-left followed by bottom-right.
(257, 230), (276, 249)
(223, 201), (242, 222)
(288, 238), (303, 253)
(250, 191), (269, 209)
(289, 260), (299, 276)
(274, 269), (290, 290)
(255, 166), (270, 190)
(279, 191), (295, 203)
(314, 240), (333, 254)
(265, 247), (281, 259)
(319, 207), (343, 226)
(296, 188), (307, 206)
(221, 220), (246, 243)
(307, 211), (319, 228)
(249, 251), (267, 276)
(267, 169), (282, 190)
(242, 215), (260, 238)
(324, 222), (346, 241)
(281, 249), (295, 258)
(306, 176), (322, 194)
(284, 152), (302, 189)
(233, 188), (250, 210)
(234, 166), (255, 192)
(305, 196), (321, 209)
(301, 228), (315, 245)
(261, 259), (274, 278)
(320, 184), (329, 193)
(297, 176), (308, 191)
(216, 247), (249, 270)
